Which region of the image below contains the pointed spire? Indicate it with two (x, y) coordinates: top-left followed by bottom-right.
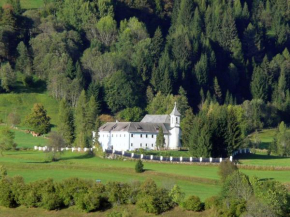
(170, 102), (181, 116)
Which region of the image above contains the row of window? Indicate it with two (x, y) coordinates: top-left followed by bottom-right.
(131, 134), (155, 138)
(131, 143), (154, 147)
(101, 134), (156, 138)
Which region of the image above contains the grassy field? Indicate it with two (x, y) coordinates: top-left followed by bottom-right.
(0, 0), (43, 9)
(239, 128), (290, 167)
(0, 150), (221, 201)
(0, 92), (59, 129)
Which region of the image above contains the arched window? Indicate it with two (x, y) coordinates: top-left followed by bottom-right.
(176, 117), (178, 123)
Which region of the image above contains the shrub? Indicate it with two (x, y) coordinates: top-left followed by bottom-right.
(169, 184), (185, 205)
(204, 196), (220, 210)
(137, 188), (173, 214)
(75, 190), (101, 212)
(58, 178), (94, 207)
(137, 179), (173, 214)
(182, 195), (203, 212)
(106, 182), (131, 205)
(0, 177), (16, 207)
(135, 160), (144, 173)
(218, 160), (238, 182)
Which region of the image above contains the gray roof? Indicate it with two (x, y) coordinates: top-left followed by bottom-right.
(141, 115), (170, 124)
(99, 122), (169, 134)
(170, 102), (181, 116)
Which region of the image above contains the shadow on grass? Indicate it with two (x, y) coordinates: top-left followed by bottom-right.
(236, 153), (286, 160)
(61, 153), (95, 161)
(259, 178), (274, 181)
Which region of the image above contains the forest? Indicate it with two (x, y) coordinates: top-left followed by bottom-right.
(1, 0), (290, 157)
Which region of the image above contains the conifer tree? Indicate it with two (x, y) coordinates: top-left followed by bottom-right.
(225, 109), (242, 155)
(86, 95), (100, 132)
(0, 62), (15, 92)
(177, 0), (194, 27)
(15, 42), (32, 75)
(25, 104), (51, 134)
(156, 127), (165, 150)
(251, 66), (268, 101)
(58, 99), (74, 145)
(180, 109), (195, 147)
(214, 77), (222, 104)
(151, 27), (164, 63)
(74, 90), (88, 148)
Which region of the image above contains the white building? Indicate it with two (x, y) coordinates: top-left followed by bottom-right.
(93, 103), (181, 151)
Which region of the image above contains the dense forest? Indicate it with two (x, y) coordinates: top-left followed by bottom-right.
(1, 0), (290, 156)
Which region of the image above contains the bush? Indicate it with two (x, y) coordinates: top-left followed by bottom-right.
(75, 190), (101, 212)
(169, 184), (185, 205)
(135, 160), (144, 173)
(106, 182), (131, 205)
(218, 160), (238, 182)
(137, 188), (173, 214)
(58, 178), (94, 207)
(0, 177), (16, 207)
(204, 196), (220, 210)
(182, 195), (203, 212)
(137, 179), (173, 214)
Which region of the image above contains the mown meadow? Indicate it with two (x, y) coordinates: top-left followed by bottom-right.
(0, 0), (43, 9)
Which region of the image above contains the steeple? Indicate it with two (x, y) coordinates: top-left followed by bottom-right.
(170, 102), (181, 128)
(170, 102), (181, 116)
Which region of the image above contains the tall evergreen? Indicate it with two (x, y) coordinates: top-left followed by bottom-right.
(58, 99), (74, 145)
(74, 90), (88, 148)
(86, 95), (100, 133)
(16, 42), (32, 75)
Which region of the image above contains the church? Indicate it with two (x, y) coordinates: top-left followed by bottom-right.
(93, 103), (181, 151)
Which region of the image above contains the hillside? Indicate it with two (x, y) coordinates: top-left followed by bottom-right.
(0, 0), (42, 9)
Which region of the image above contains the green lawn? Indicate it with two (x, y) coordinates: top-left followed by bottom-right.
(0, 0), (43, 9)
(0, 92), (59, 129)
(0, 150), (220, 201)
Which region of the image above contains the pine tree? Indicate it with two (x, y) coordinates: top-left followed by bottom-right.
(74, 90), (88, 148)
(177, 0), (194, 27)
(151, 27), (164, 63)
(15, 42), (32, 75)
(177, 87), (189, 117)
(225, 109), (242, 156)
(180, 109), (195, 147)
(156, 127), (165, 150)
(58, 99), (74, 145)
(251, 66), (268, 101)
(25, 104), (51, 134)
(192, 8), (202, 38)
(214, 77), (222, 104)
(0, 62), (15, 92)
(65, 58), (76, 79)
(87, 95), (99, 132)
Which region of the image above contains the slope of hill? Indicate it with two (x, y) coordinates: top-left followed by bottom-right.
(0, 0), (43, 9)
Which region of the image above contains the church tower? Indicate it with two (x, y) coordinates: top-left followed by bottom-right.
(169, 102), (181, 149)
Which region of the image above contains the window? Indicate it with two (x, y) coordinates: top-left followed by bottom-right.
(131, 143), (133, 147)
(140, 143), (142, 147)
(140, 134), (142, 138)
(124, 134), (126, 137)
(146, 134), (148, 138)
(152, 144), (153, 147)
(176, 117), (178, 123)
(146, 144), (147, 147)
(112, 134), (113, 137)
(152, 134), (154, 138)
(131, 134), (133, 137)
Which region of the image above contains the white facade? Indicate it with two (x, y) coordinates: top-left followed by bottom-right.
(94, 103), (181, 152)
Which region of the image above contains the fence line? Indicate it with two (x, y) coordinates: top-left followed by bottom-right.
(34, 146), (95, 152)
(33, 146), (250, 164)
(103, 148), (251, 163)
